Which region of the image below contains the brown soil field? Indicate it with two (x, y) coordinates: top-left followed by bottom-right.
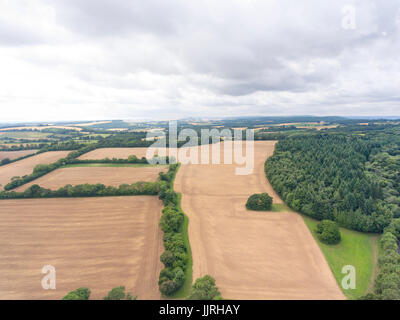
(0, 151), (70, 190)
(174, 141), (345, 300)
(78, 148), (151, 160)
(0, 150), (38, 161)
(0, 196), (163, 300)
(15, 166), (168, 192)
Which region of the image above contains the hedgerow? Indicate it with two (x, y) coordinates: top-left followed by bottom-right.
(157, 164), (190, 296)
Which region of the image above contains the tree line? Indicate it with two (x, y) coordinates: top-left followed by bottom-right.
(157, 164), (191, 296)
(3, 142), (170, 191)
(265, 134), (392, 232)
(362, 219), (400, 300)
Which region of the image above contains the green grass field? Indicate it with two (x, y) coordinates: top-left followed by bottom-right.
(62, 163), (164, 168)
(270, 203), (291, 212)
(302, 215), (378, 300)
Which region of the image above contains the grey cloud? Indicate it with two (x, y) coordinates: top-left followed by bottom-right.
(0, 0), (400, 121)
(0, 20), (43, 46)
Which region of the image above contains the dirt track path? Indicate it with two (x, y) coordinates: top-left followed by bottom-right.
(175, 141), (345, 300)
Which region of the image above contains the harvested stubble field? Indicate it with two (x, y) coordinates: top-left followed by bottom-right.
(14, 166), (168, 192)
(0, 150), (38, 161)
(78, 147), (151, 160)
(0, 151), (70, 190)
(0, 196), (163, 300)
(174, 141), (345, 300)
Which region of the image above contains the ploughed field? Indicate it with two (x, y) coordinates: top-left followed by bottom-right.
(0, 151), (70, 190)
(14, 166), (168, 191)
(0, 150), (38, 161)
(0, 196), (163, 299)
(174, 141), (345, 300)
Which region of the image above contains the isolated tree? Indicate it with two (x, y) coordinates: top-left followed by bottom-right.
(187, 275), (222, 300)
(62, 287), (91, 300)
(246, 193), (273, 211)
(103, 286), (135, 300)
(159, 280), (178, 296)
(1, 158), (11, 165)
(315, 220), (341, 245)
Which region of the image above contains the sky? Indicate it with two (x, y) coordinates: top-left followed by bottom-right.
(0, 0), (399, 122)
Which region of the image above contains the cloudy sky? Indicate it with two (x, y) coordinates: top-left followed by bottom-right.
(0, 0), (399, 122)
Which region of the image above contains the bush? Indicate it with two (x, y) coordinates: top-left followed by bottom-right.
(1, 158), (11, 165)
(316, 220), (341, 245)
(103, 286), (135, 300)
(187, 275), (222, 300)
(62, 287), (91, 300)
(159, 280), (178, 295)
(160, 206), (184, 233)
(246, 193), (273, 211)
(160, 250), (175, 267)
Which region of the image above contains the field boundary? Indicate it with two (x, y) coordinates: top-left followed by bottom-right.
(3, 144), (168, 191)
(167, 165), (193, 299)
(0, 151), (39, 167)
(157, 163), (193, 298)
(263, 153), (376, 299)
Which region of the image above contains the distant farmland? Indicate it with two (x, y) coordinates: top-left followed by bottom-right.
(0, 196), (163, 300)
(0, 150), (38, 161)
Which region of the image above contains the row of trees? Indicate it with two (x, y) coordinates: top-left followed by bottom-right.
(0, 181), (160, 199)
(157, 164), (190, 296)
(69, 155), (172, 165)
(4, 144), (98, 190)
(63, 286), (136, 300)
(265, 134), (392, 232)
(362, 219), (400, 300)
(0, 151), (38, 167)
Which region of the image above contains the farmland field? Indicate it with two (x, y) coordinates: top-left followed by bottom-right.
(0, 151), (70, 190)
(0, 150), (38, 161)
(0, 126), (82, 131)
(0, 196), (163, 299)
(174, 141), (344, 299)
(78, 148), (152, 160)
(15, 166), (167, 191)
(0, 131), (51, 140)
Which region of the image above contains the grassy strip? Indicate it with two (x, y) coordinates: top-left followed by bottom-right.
(62, 163), (165, 168)
(168, 193), (193, 299)
(302, 215), (376, 300)
(270, 203), (291, 212)
(367, 236), (380, 294)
